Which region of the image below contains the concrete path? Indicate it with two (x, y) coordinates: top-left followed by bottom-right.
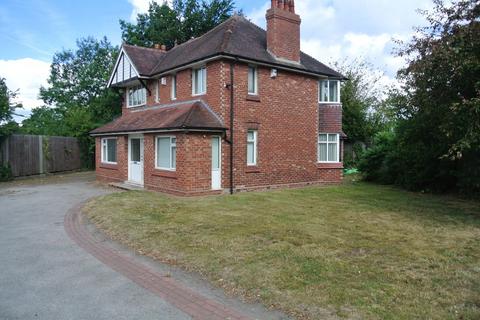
(0, 172), (287, 320)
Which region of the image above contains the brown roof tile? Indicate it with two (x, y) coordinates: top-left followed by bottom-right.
(123, 15), (344, 79)
(90, 100), (226, 135)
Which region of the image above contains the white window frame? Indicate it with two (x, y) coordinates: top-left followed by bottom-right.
(155, 80), (160, 103)
(171, 74), (177, 100)
(192, 66), (207, 96)
(155, 136), (177, 171)
(248, 65), (258, 95)
(127, 85), (147, 108)
(101, 138), (117, 164)
(318, 133), (340, 163)
(318, 80), (341, 104)
(247, 130), (258, 166)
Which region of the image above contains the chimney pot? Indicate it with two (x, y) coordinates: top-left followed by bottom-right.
(161, 44), (167, 51)
(154, 44), (161, 49)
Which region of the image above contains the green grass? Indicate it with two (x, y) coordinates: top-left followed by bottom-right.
(85, 180), (480, 319)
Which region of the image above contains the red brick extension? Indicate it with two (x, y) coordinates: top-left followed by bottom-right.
(64, 201), (253, 320)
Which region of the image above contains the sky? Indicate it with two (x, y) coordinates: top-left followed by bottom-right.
(0, 0), (435, 120)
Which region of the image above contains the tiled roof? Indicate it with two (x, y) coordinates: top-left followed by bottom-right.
(90, 100), (226, 135)
(123, 15), (344, 79)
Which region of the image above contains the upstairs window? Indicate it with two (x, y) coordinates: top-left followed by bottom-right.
(318, 133), (339, 163)
(127, 85), (147, 107)
(248, 66), (258, 95)
(155, 80), (160, 103)
(192, 66), (207, 95)
(319, 80), (340, 103)
(171, 74), (177, 100)
(156, 136), (176, 170)
(101, 138), (117, 164)
(247, 130), (258, 166)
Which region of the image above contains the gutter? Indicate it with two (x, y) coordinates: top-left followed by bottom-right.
(90, 127), (227, 137)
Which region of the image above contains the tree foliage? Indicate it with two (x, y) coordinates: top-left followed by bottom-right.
(22, 37), (122, 167)
(0, 77), (21, 137)
(120, 0), (235, 48)
(360, 0), (480, 195)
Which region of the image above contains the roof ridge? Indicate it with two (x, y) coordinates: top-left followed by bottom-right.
(122, 43), (167, 53)
(181, 101), (199, 127)
(219, 16), (238, 52)
(150, 15), (238, 74)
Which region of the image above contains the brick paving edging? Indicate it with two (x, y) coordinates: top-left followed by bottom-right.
(64, 202), (252, 320)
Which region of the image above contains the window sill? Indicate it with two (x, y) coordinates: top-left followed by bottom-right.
(126, 104), (147, 109)
(99, 163), (118, 170)
(318, 102), (342, 106)
(246, 95), (260, 102)
(153, 169), (177, 179)
(316, 162), (343, 169)
(192, 93), (206, 98)
(246, 166), (261, 173)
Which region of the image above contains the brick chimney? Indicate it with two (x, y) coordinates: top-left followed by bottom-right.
(266, 0), (301, 63)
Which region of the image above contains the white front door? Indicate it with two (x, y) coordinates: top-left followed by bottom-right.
(128, 135), (144, 185)
(211, 136), (221, 190)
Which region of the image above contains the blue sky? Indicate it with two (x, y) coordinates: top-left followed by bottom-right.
(0, 0), (435, 119)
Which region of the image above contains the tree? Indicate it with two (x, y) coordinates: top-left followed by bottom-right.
(121, 0), (235, 48)
(0, 77), (21, 137)
(333, 59), (386, 144)
(361, 0), (480, 194)
(33, 37), (122, 167)
(21, 106), (66, 136)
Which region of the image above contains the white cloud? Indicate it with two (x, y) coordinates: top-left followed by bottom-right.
(0, 58), (51, 118)
(127, 0), (173, 21)
(247, 0), (436, 86)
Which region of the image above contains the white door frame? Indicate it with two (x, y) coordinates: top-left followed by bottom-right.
(211, 136), (222, 190)
(128, 134), (144, 185)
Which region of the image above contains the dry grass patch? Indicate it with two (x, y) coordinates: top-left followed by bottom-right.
(84, 181), (480, 319)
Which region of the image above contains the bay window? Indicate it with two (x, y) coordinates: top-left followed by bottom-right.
(319, 80), (340, 103)
(127, 85), (147, 107)
(101, 138), (117, 164)
(156, 136), (176, 170)
(318, 133), (339, 163)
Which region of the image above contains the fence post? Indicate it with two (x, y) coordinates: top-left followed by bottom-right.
(38, 135), (44, 174)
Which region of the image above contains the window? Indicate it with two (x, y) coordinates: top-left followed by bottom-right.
(319, 80), (340, 103)
(127, 85), (147, 107)
(247, 130), (258, 166)
(318, 134), (339, 162)
(171, 74), (177, 100)
(248, 66), (258, 95)
(101, 138), (117, 164)
(156, 136), (176, 170)
(192, 66), (207, 95)
(155, 80), (160, 103)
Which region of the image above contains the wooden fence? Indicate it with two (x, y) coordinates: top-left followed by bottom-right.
(0, 134), (82, 177)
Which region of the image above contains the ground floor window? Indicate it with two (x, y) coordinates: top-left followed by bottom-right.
(318, 133), (339, 162)
(156, 136), (176, 170)
(101, 138), (117, 164)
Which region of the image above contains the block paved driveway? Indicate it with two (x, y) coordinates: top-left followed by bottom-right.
(0, 172), (286, 320)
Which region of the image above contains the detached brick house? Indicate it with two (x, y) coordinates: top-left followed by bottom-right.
(91, 0), (345, 196)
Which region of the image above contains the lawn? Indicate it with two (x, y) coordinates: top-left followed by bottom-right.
(84, 179), (480, 319)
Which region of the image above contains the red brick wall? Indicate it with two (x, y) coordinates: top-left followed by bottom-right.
(95, 136), (128, 183)
(98, 58), (343, 195)
(266, 7), (301, 62)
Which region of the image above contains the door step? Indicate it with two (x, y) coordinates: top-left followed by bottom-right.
(109, 182), (145, 191)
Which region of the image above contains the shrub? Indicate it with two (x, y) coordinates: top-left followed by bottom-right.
(0, 163), (13, 182)
(358, 131), (398, 184)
